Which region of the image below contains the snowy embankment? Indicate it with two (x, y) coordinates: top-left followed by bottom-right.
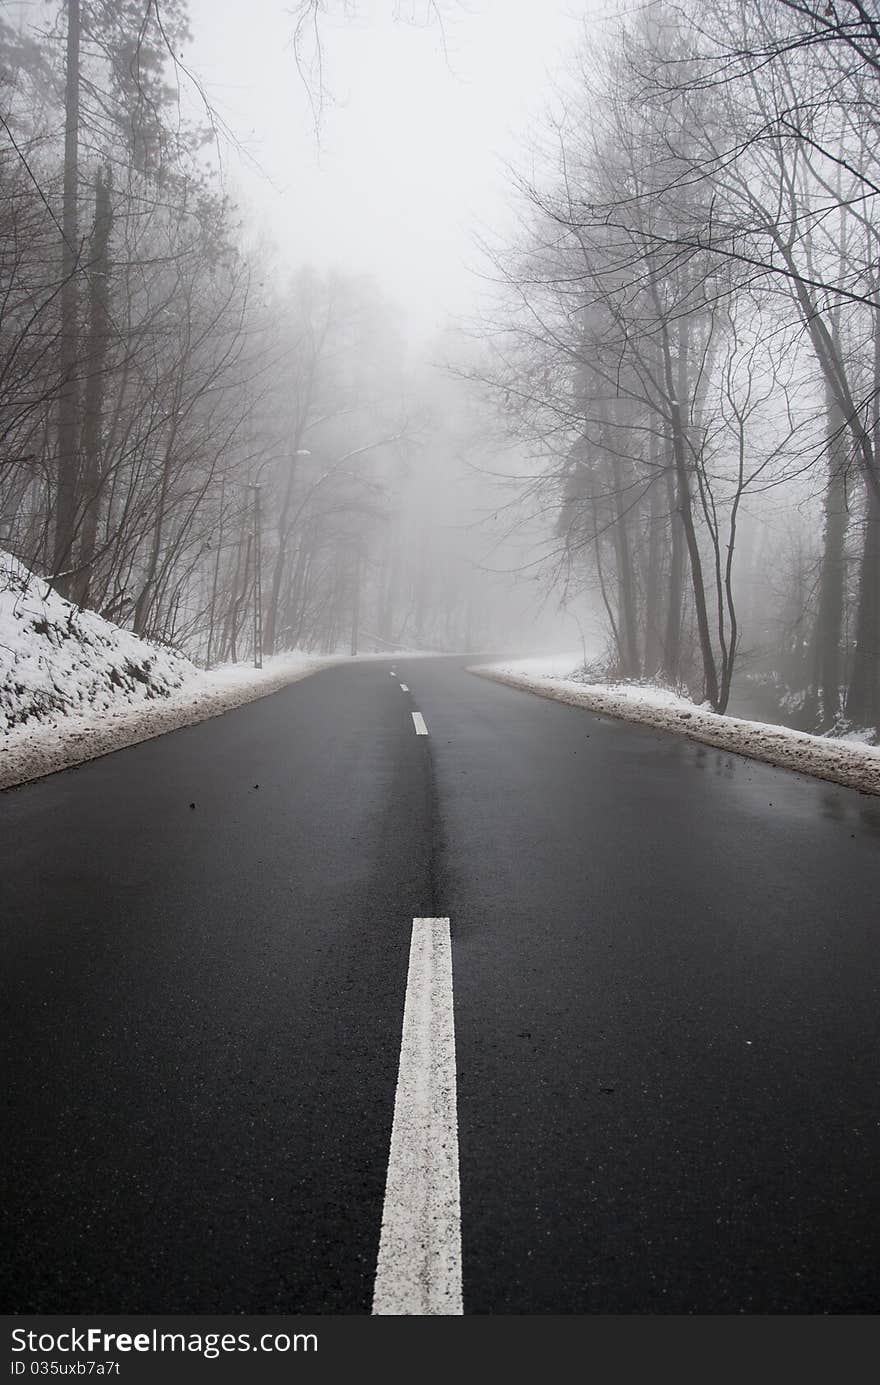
(473, 655), (880, 797)
(0, 550), (337, 791)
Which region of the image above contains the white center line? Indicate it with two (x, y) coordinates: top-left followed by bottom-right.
(411, 711), (428, 736)
(389, 671), (397, 677)
(399, 683), (409, 693)
(372, 918), (462, 1316)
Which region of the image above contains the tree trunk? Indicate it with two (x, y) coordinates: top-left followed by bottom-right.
(52, 0), (81, 593)
(847, 290), (880, 733)
(132, 398), (183, 635)
(263, 454), (301, 656)
(661, 315), (719, 706)
(661, 454), (684, 685)
(205, 475), (226, 669)
(643, 448), (666, 675)
(72, 167), (113, 609)
(847, 480), (880, 731)
(612, 481), (640, 677)
(810, 386), (849, 730)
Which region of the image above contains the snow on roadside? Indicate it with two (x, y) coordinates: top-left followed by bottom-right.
(0, 550), (341, 791)
(473, 656), (880, 797)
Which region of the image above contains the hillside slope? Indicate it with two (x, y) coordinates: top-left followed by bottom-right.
(0, 550), (332, 790)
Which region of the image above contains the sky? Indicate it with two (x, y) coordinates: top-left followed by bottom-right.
(184, 0), (611, 341)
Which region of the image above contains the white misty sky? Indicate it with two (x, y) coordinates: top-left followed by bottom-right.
(184, 0), (611, 338)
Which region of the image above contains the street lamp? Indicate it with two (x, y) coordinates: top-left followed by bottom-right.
(247, 482), (263, 669)
(249, 449), (312, 669)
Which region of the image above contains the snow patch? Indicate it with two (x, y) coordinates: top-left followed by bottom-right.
(1, 549), (199, 729)
(0, 550), (341, 790)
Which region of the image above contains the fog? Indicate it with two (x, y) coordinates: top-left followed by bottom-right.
(185, 0), (588, 338)
(180, 0), (600, 655)
(2, 0), (880, 732)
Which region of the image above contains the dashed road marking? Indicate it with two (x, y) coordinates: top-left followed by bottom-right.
(411, 712), (428, 736)
(372, 918), (462, 1316)
(400, 683), (409, 693)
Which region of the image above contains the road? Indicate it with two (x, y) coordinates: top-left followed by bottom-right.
(2, 657), (879, 1313)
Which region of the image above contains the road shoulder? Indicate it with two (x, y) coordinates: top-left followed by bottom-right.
(471, 665), (880, 797)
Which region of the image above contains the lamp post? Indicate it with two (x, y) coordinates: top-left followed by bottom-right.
(247, 482), (262, 668)
(350, 535), (362, 656)
(249, 449), (311, 668)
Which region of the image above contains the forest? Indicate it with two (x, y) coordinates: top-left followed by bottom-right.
(481, 0), (880, 735)
(2, 0), (880, 736)
(0, 0), (510, 667)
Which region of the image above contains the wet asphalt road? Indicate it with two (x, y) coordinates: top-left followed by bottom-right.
(2, 657), (879, 1313)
